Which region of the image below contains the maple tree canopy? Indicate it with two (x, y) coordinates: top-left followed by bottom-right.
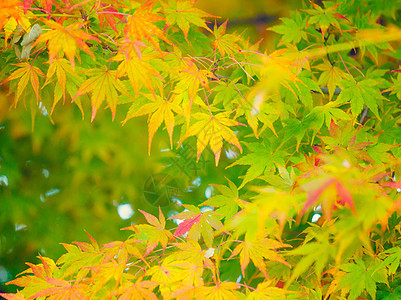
(1, 0), (401, 299)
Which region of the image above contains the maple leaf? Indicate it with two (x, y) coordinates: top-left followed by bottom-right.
(33, 20), (100, 68)
(73, 66), (130, 121)
(42, 57), (79, 107)
(228, 234), (291, 278)
(173, 58), (215, 104)
(171, 240), (214, 268)
(303, 2), (346, 39)
(269, 11), (308, 45)
(0, 0), (24, 32)
(337, 74), (385, 118)
(123, 94), (181, 153)
(163, 0), (215, 41)
(101, 239), (147, 265)
(30, 278), (90, 299)
(316, 61), (348, 100)
(108, 276), (158, 300)
(339, 257), (388, 300)
(96, 4), (124, 33)
(6, 256), (57, 299)
(227, 139), (288, 189)
(213, 20), (242, 56)
(146, 255), (202, 297)
(124, 2), (170, 52)
(200, 178), (248, 222)
(197, 281), (241, 300)
(286, 227), (336, 287)
(171, 204), (223, 247)
(378, 246), (401, 275)
(1, 62), (45, 106)
(310, 100), (351, 130)
(253, 48), (303, 99)
(383, 73), (401, 100)
(123, 208), (173, 256)
(0, 291), (26, 300)
(247, 280), (295, 300)
(300, 177), (356, 221)
(236, 95), (280, 139)
(114, 51), (164, 97)
(56, 236), (103, 280)
(180, 111), (243, 166)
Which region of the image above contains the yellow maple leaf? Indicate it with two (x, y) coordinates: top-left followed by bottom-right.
(109, 276), (158, 300)
(180, 111), (243, 166)
(197, 281), (240, 300)
(73, 66), (130, 121)
(123, 94), (181, 153)
(228, 235), (291, 278)
(114, 51), (164, 97)
(213, 20), (242, 57)
(247, 280), (296, 300)
(173, 58), (215, 103)
(42, 58), (78, 107)
(1, 62), (45, 106)
(33, 20), (100, 68)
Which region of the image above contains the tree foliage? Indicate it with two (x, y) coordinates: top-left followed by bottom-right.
(2, 0), (401, 299)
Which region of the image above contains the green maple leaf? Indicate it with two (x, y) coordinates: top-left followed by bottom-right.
(269, 11), (308, 45)
(316, 60), (348, 100)
(200, 178), (248, 222)
(384, 73), (401, 100)
(309, 100), (350, 130)
(337, 75), (385, 118)
(378, 246), (401, 275)
(283, 112), (321, 151)
(286, 229), (336, 287)
(227, 139), (288, 189)
(303, 1), (346, 39)
(339, 257), (388, 300)
(162, 0), (214, 41)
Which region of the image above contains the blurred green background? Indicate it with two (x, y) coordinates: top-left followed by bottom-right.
(0, 0), (304, 293)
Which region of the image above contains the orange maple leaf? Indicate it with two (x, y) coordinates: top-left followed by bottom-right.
(1, 62), (45, 106)
(0, 0), (24, 32)
(124, 2), (170, 52)
(0, 291), (26, 300)
(96, 4), (124, 33)
(33, 20), (100, 68)
(31, 278), (90, 300)
(73, 66), (130, 121)
(180, 111), (243, 166)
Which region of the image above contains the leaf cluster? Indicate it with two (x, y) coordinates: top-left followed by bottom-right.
(2, 0), (401, 299)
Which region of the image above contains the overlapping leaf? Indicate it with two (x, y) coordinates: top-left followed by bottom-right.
(33, 20), (100, 68)
(73, 66), (130, 121)
(180, 111), (243, 166)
